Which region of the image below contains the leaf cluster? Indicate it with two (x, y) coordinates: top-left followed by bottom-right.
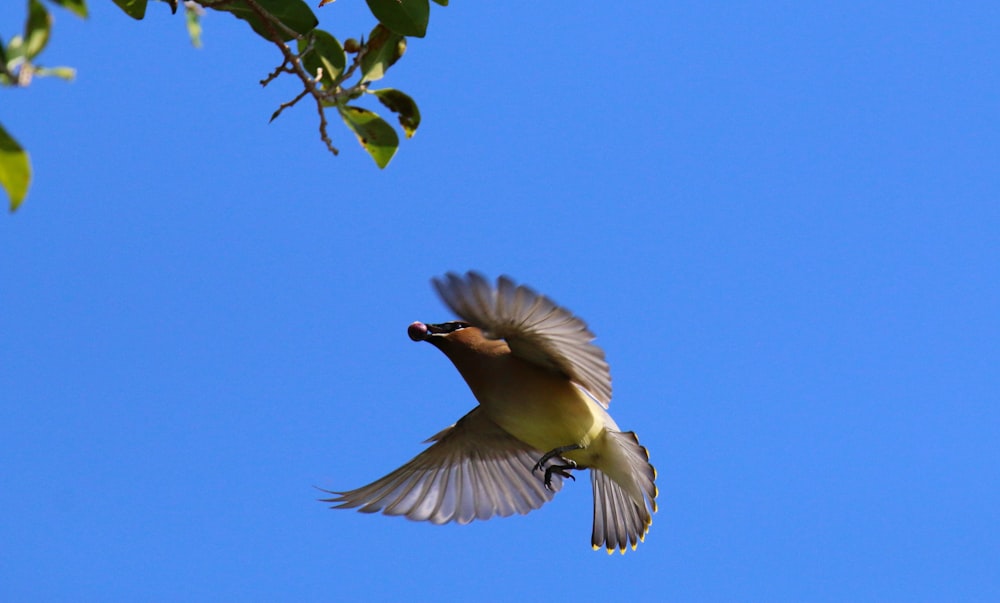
(2, 0), (447, 212)
(2, 0), (84, 211)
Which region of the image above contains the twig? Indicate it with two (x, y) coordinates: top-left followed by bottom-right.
(198, 0), (338, 152)
(270, 87), (310, 122)
(317, 100), (338, 155)
(260, 58), (293, 87)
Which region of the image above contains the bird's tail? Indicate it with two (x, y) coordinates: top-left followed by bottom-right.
(590, 430), (657, 554)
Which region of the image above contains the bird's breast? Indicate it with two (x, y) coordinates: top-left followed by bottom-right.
(459, 355), (607, 455)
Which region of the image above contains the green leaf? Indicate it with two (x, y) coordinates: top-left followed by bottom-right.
(297, 29), (345, 88)
(24, 0), (52, 59)
(337, 105), (398, 168)
(112, 0), (147, 20)
(185, 4), (202, 48)
(47, 0), (89, 19)
(34, 65), (76, 80)
(0, 123), (31, 212)
(0, 39), (9, 82)
(5, 36), (26, 65)
(431, 0), (448, 5)
(372, 88), (420, 138)
(360, 24), (405, 83)
(365, 0), (429, 38)
(210, 0), (318, 43)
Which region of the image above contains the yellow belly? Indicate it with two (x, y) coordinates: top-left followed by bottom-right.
(471, 358), (606, 456)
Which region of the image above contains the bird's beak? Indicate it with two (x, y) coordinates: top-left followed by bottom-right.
(408, 321), (459, 342)
(408, 321), (437, 341)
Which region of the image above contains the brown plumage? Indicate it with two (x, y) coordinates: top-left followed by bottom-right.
(324, 272), (657, 553)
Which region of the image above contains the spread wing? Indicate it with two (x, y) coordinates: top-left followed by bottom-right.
(323, 407), (562, 524)
(432, 271), (612, 406)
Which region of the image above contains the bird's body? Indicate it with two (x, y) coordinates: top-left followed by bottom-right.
(436, 328), (606, 455)
(326, 272), (657, 553)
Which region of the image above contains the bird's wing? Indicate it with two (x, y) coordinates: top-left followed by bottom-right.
(322, 407), (562, 524)
(432, 271), (612, 406)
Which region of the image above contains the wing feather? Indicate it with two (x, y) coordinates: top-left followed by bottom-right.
(323, 407), (562, 524)
(432, 271), (613, 406)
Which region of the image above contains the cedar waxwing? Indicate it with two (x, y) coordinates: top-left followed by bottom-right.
(324, 272), (657, 553)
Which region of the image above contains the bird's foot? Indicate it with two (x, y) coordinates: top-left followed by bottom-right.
(532, 444), (583, 491)
(543, 461), (578, 491)
(532, 444), (583, 473)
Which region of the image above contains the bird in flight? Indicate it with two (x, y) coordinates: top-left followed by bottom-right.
(324, 272), (657, 553)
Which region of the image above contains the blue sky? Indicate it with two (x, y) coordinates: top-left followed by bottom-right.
(3, 2), (999, 601)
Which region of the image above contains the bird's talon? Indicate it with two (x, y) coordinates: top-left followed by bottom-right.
(542, 461), (578, 489)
